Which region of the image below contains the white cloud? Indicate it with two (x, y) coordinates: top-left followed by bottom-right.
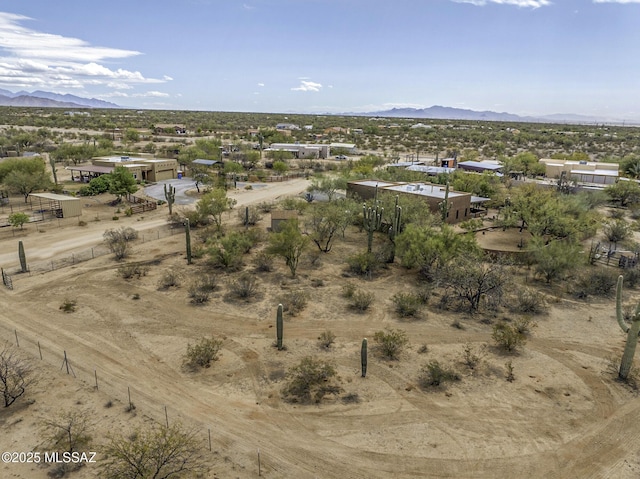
(453, 0), (551, 7)
(291, 80), (322, 92)
(0, 12), (169, 92)
(258, 82), (265, 87)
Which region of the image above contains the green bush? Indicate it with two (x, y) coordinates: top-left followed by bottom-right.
(419, 360), (460, 388)
(253, 252), (274, 272)
(511, 288), (547, 314)
(228, 273), (259, 299)
(373, 328), (408, 360)
(392, 293), (423, 318)
(157, 271), (180, 290)
(278, 290), (308, 316)
(317, 330), (336, 349)
(183, 337), (223, 371)
(492, 321), (527, 352)
(350, 290), (374, 312)
(346, 252), (381, 277)
(282, 357), (340, 403)
(572, 268), (618, 298)
(59, 299), (77, 313)
(117, 263), (149, 279)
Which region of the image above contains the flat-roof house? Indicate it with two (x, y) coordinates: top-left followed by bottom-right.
(347, 180), (488, 224)
(539, 158), (618, 185)
(67, 156), (179, 183)
(268, 143), (330, 159)
(457, 160), (504, 175)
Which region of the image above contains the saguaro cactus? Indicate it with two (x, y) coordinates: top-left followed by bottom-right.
(276, 303), (284, 351)
(18, 240), (27, 273)
(387, 195), (402, 263)
(616, 275), (640, 380)
(184, 219), (192, 265)
(361, 338), (368, 378)
(363, 202), (383, 254)
(164, 184), (176, 215)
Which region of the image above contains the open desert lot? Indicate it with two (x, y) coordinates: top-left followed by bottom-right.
(1, 180), (640, 479)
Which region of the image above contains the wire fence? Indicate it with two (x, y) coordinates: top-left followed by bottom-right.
(0, 321), (239, 465)
(2, 225), (183, 283)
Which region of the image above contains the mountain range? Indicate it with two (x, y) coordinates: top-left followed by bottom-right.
(353, 106), (635, 125)
(0, 89), (634, 124)
(0, 89), (120, 109)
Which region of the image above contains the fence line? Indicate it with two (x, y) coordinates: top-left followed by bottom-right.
(3, 224), (181, 284)
(0, 321), (246, 469)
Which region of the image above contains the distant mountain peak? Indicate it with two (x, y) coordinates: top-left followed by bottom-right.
(0, 89), (121, 108)
(347, 105), (632, 125)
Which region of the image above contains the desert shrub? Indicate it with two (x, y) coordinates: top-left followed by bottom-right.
(253, 252), (274, 272)
(238, 206), (262, 225)
(59, 299), (77, 313)
(346, 252), (382, 278)
(341, 283), (356, 298)
(187, 281), (212, 304)
(310, 278), (324, 287)
(196, 274), (218, 292)
(505, 360), (515, 382)
(278, 290), (308, 316)
(282, 356), (340, 403)
(117, 263), (149, 279)
(511, 288), (548, 314)
(341, 393), (361, 404)
(228, 273), (259, 299)
(492, 321), (527, 352)
(318, 330), (336, 349)
(256, 201), (275, 213)
(350, 290), (374, 312)
(461, 343), (485, 370)
(392, 293), (423, 318)
(103, 227), (139, 260)
(182, 337), (223, 371)
(513, 316), (537, 336)
(419, 360), (460, 388)
(572, 268), (618, 298)
(158, 271), (180, 290)
(166, 213), (185, 229)
(373, 328), (408, 360)
(623, 268), (640, 288)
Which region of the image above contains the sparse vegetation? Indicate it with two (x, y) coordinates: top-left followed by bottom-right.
(59, 298), (77, 313)
(183, 336), (223, 371)
(318, 330), (336, 349)
(492, 321), (528, 353)
(278, 290), (308, 316)
(392, 292), (423, 318)
(350, 289), (375, 312)
(283, 356), (341, 403)
(373, 328), (408, 360)
(419, 360), (460, 388)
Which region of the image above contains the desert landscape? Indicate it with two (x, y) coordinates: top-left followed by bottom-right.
(1, 173), (640, 479)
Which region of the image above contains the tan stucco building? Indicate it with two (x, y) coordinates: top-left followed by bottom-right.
(347, 180), (485, 224)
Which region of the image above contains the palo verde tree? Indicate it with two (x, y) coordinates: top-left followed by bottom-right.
(196, 187), (236, 231)
(267, 218), (309, 277)
(102, 423), (208, 479)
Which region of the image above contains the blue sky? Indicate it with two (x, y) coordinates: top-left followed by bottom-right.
(0, 0), (639, 119)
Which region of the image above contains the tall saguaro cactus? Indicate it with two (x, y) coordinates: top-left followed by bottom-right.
(276, 304), (284, 351)
(164, 184), (176, 215)
(18, 240), (27, 273)
(363, 202), (383, 254)
(184, 219), (192, 265)
(387, 195), (402, 263)
(361, 338), (368, 378)
(616, 275), (640, 380)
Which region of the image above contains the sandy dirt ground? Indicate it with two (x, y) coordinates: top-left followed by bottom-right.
(1, 178), (640, 478)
